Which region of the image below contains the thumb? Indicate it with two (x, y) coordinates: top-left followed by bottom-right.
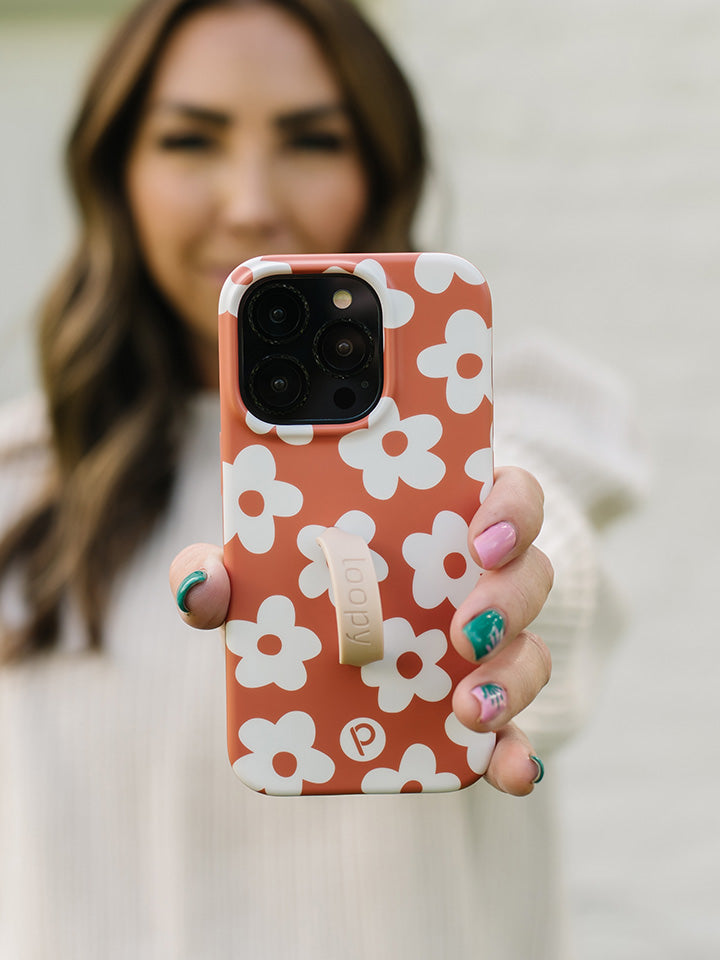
(169, 542), (230, 629)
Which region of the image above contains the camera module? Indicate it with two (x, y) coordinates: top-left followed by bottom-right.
(239, 273), (382, 424)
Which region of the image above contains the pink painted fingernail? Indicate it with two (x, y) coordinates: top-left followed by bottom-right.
(473, 522), (516, 569)
(471, 683), (507, 722)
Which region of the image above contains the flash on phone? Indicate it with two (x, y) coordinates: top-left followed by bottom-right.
(332, 289), (352, 310)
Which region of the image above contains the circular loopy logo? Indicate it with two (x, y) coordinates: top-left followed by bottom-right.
(339, 717), (386, 762)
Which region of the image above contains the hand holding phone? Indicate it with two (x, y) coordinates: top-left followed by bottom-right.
(171, 480), (553, 798)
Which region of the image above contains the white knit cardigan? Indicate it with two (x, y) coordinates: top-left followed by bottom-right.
(0, 341), (643, 960)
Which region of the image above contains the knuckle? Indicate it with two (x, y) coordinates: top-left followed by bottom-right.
(509, 466), (545, 513)
(523, 468), (545, 509)
(503, 573), (537, 626)
(532, 546), (555, 593)
(501, 549), (553, 625)
(511, 468), (545, 541)
(523, 631), (552, 687)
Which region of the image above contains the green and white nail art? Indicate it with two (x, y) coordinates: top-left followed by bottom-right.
(462, 609), (505, 659)
(471, 682), (507, 722)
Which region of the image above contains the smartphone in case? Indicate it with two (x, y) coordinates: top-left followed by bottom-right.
(218, 252), (495, 795)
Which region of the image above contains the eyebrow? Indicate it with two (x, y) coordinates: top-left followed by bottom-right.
(150, 102), (231, 125)
(150, 101), (349, 129)
(275, 103), (349, 129)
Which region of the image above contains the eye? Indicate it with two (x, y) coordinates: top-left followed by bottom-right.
(288, 131), (347, 152)
(157, 132), (215, 151)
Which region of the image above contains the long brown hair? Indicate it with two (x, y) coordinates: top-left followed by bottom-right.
(0, 0), (426, 661)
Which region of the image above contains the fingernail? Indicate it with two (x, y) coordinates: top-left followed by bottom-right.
(473, 522), (516, 569)
(462, 609), (505, 659)
(176, 570), (207, 613)
(529, 755), (544, 784)
(471, 683), (507, 722)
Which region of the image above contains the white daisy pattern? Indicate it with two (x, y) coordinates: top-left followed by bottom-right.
(219, 258), (292, 317)
(464, 446), (494, 503)
(353, 258), (415, 328)
(297, 510), (388, 601)
(226, 595), (321, 690)
(338, 397), (445, 500)
(417, 309), (492, 414)
(219, 274), (249, 318)
(360, 617), (451, 712)
(233, 711), (335, 796)
(245, 411), (313, 446)
(402, 510), (480, 609)
(222, 445), (303, 553)
(444, 712), (496, 775)
(361, 743), (461, 794)
(413, 252), (486, 294)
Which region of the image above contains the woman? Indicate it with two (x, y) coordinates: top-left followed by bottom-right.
(0, 1), (632, 957)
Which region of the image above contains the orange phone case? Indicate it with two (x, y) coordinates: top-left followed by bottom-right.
(219, 252), (495, 795)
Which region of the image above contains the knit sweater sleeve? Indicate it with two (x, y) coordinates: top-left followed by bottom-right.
(493, 339), (646, 755)
(0, 394), (51, 633)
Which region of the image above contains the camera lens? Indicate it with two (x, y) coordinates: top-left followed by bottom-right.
(315, 321), (373, 376)
(248, 283), (308, 342)
(249, 356), (309, 412)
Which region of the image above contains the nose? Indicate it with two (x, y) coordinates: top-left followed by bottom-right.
(218, 147), (282, 237)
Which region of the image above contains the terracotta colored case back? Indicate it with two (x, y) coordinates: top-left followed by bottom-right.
(219, 253), (495, 796)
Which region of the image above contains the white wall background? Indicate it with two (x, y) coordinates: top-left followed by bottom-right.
(371, 3), (720, 957)
(1, 1), (719, 956)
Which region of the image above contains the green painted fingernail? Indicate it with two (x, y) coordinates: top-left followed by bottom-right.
(462, 609), (505, 660)
(176, 570), (207, 613)
(530, 755), (544, 784)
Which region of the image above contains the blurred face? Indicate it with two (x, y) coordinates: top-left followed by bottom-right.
(126, 3), (369, 385)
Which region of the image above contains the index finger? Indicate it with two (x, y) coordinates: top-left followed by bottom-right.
(470, 465), (544, 570)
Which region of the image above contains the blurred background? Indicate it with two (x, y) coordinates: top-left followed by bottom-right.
(1, 0), (718, 956)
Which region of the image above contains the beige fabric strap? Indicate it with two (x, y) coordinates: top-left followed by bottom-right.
(315, 527), (384, 667)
